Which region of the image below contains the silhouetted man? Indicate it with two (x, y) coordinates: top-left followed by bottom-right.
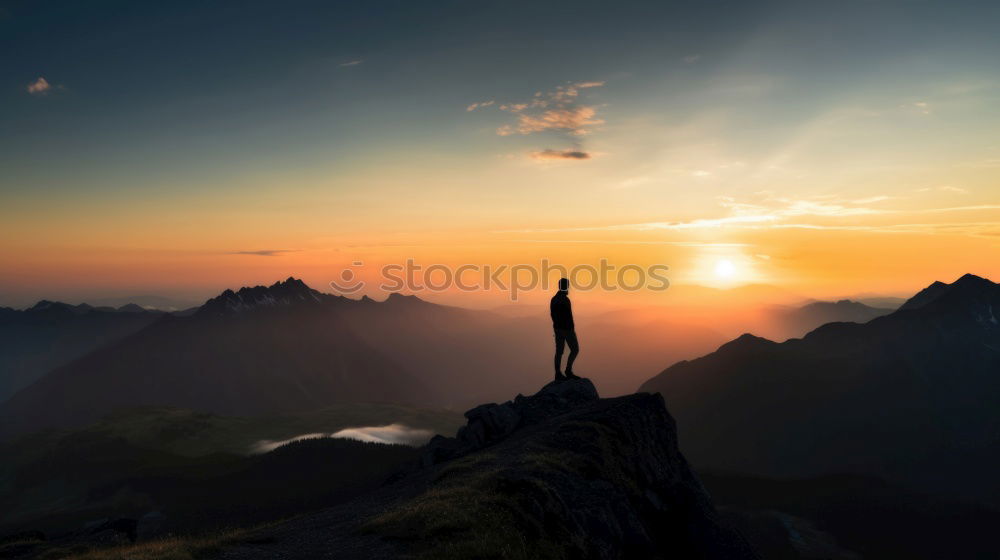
(551, 278), (580, 381)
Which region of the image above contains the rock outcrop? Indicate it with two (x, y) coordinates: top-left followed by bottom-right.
(422, 377), (600, 465)
(220, 378), (757, 559)
(404, 378), (756, 559)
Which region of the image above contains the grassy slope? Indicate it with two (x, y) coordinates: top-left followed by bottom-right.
(0, 405), (464, 538)
(4, 403), (464, 458)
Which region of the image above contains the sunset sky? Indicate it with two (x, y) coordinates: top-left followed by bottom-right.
(2, 0), (999, 308)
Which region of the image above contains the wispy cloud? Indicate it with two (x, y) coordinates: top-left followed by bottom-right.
(939, 185), (968, 194)
(231, 249), (298, 256)
(513, 239), (749, 248)
(682, 54), (702, 64)
(852, 195), (894, 204)
(529, 149), (591, 161)
(900, 100), (931, 115)
(466, 100), (494, 112)
(339, 59), (363, 67)
(26, 77), (51, 95)
(916, 185), (968, 194)
(500, 193), (1000, 238)
(499, 106), (603, 136)
(493, 81), (605, 136)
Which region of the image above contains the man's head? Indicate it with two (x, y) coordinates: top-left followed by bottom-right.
(558, 277), (569, 292)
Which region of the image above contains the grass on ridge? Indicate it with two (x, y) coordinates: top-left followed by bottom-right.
(32, 525), (264, 560)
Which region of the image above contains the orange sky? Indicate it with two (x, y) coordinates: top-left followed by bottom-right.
(3, 3), (1000, 309)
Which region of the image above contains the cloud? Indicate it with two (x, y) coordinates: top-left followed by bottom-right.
(231, 249), (297, 256)
(486, 80), (605, 136)
(466, 100), (494, 112)
(901, 100), (931, 115)
(614, 176), (652, 189)
(500, 193), (1000, 238)
(249, 424), (435, 454)
(504, 106), (603, 136)
(330, 424), (434, 445)
(476, 80), (606, 160)
(529, 149), (592, 161)
(852, 195), (893, 204)
(716, 194), (886, 218)
(339, 59), (363, 67)
(26, 77), (51, 95)
(939, 185), (968, 194)
(916, 185), (968, 194)
(512, 239), (749, 248)
(683, 54), (702, 64)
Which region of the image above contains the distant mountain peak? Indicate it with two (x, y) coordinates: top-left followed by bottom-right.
(716, 333), (776, 355)
(900, 273), (997, 312)
(26, 300), (94, 314)
(276, 276), (310, 289)
(954, 273), (991, 287)
(384, 292), (426, 305)
(28, 300), (60, 311)
(198, 277), (327, 315)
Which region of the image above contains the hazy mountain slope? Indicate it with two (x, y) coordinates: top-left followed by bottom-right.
(754, 299), (892, 341)
(0, 303), (162, 401)
(639, 273), (1000, 505)
(0, 280), (430, 438)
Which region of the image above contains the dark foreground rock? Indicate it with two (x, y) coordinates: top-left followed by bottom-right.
(221, 379), (756, 559)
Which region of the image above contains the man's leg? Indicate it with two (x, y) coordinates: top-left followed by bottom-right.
(565, 330), (580, 376)
(554, 330), (567, 379)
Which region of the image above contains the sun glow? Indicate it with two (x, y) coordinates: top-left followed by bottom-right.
(714, 259), (736, 280)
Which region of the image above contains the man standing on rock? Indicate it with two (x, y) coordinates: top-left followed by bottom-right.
(551, 278), (580, 381)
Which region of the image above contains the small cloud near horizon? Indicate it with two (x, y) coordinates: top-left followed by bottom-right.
(530, 149), (592, 161)
(231, 249), (298, 256)
(339, 59), (363, 67)
(683, 54), (702, 64)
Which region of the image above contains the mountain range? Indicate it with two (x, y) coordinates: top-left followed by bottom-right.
(640, 273), (1000, 505)
(0, 278), (730, 437)
(0, 303), (164, 401)
(0, 276), (934, 440)
(753, 299), (893, 341)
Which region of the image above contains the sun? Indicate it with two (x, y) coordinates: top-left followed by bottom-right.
(714, 259), (736, 280)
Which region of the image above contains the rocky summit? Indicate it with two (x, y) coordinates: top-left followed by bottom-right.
(221, 379), (757, 560)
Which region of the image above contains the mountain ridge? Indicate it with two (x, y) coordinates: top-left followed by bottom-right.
(639, 273), (1000, 505)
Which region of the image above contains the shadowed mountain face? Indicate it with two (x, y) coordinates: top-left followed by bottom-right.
(639, 273), (1000, 505)
(0, 303), (164, 401)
